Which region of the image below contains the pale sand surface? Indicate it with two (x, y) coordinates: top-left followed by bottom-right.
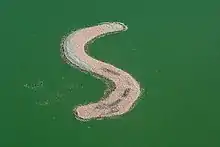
(62, 22), (141, 120)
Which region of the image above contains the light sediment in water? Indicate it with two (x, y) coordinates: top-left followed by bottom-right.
(61, 22), (141, 120)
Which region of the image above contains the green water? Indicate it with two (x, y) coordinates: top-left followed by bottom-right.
(0, 0), (220, 146)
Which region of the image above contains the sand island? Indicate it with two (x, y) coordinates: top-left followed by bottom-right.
(61, 22), (141, 121)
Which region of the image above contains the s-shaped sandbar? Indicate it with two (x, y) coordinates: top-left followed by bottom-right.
(61, 22), (141, 121)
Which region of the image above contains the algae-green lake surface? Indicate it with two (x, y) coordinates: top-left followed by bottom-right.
(0, 0), (219, 146)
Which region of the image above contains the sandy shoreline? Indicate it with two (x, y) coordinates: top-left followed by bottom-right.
(61, 22), (141, 121)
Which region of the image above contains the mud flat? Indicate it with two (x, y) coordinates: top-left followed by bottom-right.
(61, 22), (141, 121)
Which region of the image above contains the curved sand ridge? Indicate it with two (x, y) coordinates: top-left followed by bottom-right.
(61, 22), (141, 120)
